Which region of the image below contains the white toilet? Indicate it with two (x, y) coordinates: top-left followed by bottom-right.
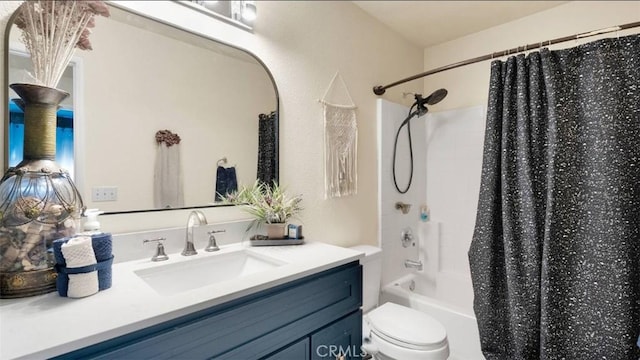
(351, 245), (449, 360)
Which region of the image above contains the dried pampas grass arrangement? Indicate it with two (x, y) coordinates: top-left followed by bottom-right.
(13, 0), (110, 88)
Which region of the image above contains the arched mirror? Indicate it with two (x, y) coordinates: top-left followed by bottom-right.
(4, 3), (279, 214)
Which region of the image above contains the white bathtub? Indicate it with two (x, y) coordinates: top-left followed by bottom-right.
(380, 273), (485, 360)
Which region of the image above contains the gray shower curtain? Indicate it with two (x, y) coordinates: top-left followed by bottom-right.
(469, 34), (640, 359)
(257, 111), (277, 185)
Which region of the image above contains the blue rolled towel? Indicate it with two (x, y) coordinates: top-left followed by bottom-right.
(53, 233), (112, 264)
(55, 256), (114, 296)
(87, 233), (113, 291)
(53, 233), (113, 296)
(90, 233), (113, 262)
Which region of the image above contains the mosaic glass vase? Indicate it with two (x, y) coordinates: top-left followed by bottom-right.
(0, 83), (84, 298)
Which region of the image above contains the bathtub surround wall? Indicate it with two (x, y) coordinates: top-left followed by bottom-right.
(377, 101), (484, 358)
(0, 1), (423, 240)
(377, 99), (483, 309)
(424, 106), (484, 310)
(424, 106), (485, 275)
(376, 99), (427, 286)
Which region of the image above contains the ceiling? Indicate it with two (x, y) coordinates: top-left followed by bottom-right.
(353, 1), (568, 48)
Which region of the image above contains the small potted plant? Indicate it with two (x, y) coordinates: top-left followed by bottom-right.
(225, 181), (302, 239)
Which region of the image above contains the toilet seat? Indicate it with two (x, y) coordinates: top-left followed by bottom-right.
(367, 302), (448, 351)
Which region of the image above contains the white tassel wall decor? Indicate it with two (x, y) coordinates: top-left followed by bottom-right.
(320, 72), (357, 198)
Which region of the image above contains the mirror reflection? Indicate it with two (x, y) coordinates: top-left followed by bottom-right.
(5, 4), (278, 213)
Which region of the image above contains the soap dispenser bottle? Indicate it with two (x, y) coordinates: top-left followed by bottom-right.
(420, 205), (430, 222)
(82, 208), (105, 235)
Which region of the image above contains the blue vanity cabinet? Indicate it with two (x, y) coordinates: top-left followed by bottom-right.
(55, 261), (362, 360)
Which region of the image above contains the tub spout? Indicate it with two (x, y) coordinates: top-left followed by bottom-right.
(404, 259), (423, 271)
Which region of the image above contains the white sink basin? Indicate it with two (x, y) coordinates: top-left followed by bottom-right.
(134, 249), (286, 295)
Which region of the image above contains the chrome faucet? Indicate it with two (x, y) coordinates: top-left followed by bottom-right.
(182, 210), (208, 256)
(404, 259), (423, 271)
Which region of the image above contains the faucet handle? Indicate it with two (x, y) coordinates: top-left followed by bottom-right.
(143, 237), (169, 262)
(205, 230), (225, 252)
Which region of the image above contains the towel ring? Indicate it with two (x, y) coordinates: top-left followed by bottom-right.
(217, 157), (227, 167)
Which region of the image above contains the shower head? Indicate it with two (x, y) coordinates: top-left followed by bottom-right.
(414, 88), (448, 116)
(398, 88), (449, 128)
(424, 88), (448, 105)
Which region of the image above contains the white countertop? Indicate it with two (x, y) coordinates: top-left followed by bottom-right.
(0, 241), (363, 360)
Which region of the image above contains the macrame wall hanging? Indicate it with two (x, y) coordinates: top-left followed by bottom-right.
(320, 72), (358, 198)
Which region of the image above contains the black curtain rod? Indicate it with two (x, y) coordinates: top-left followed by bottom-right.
(373, 21), (640, 95)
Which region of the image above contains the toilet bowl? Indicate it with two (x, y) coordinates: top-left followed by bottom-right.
(363, 302), (449, 360)
(351, 245), (449, 360)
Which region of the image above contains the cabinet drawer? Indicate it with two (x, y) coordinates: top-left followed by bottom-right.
(311, 311), (363, 360)
(263, 338), (310, 360)
(59, 262), (361, 360)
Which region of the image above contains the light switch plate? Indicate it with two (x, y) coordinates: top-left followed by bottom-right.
(92, 186), (118, 202)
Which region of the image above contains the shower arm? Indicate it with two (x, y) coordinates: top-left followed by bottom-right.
(373, 21), (640, 95)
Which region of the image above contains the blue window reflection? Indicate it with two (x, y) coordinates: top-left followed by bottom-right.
(8, 101), (74, 179)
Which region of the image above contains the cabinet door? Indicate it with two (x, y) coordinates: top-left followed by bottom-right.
(311, 311), (362, 360)
(263, 338), (310, 360)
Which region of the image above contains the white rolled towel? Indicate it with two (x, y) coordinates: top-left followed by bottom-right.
(61, 236), (99, 298)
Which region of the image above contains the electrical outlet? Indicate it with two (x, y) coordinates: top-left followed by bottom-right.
(92, 186), (118, 202)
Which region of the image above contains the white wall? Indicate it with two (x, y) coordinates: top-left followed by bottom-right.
(0, 1), (423, 243)
(420, 1), (639, 290)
